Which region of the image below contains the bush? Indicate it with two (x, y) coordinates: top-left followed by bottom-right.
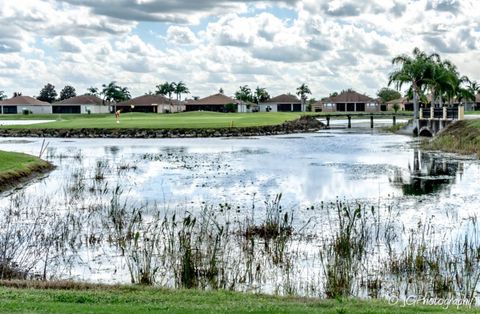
(224, 103), (237, 113)
(22, 109), (31, 115)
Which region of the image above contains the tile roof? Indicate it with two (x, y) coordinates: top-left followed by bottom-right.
(55, 94), (104, 105)
(116, 94), (181, 106)
(0, 96), (50, 106)
(186, 93), (238, 105)
(266, 94), (300, 103)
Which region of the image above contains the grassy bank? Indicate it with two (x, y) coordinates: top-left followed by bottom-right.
(0, 112), (304, 129)
(0, 281), (475, 314)
(0, 150), (53, 191)
(422, 120), (480, 157)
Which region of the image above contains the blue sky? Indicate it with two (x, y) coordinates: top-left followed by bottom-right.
(0, 0), (479, 100)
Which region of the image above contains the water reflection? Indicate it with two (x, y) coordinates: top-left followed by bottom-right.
(391, 149), (463, 195)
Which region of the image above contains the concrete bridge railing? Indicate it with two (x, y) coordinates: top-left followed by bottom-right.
(417, 105), (464, 137)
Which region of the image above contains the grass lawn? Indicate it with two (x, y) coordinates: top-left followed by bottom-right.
(0, 282), (475, 314)
(0, 111), (412, 130)
(0, 112), (305, 129)
(0, 150), (52, 190)
(465, 111), (480, 115)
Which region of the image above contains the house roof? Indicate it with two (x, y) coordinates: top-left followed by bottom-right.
(55, 94), (104, 105)
(116, 94), (181, 106)
(327, 90), (374, 103)
(387, 97), (406, 104)
(0, 96), (50, 106)
(266, 94), (300, 103)
(186, 93), (238, 105)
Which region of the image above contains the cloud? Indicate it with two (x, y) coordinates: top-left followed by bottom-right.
(426, 0), (460, 13)
(52, 36), (83, 53)
(166, 26), (197, 45)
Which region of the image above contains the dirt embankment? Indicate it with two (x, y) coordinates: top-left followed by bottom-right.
(422, 120), (480, 157)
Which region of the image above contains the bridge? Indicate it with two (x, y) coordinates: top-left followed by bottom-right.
(417, 106), (465, 137)
(313, 106), (464, 137)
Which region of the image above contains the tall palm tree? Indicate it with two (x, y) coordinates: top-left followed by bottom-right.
(0, 91), (6, 101)
(389, 48), (433, 134)
(254, 87), (270, 103)
(87, 87), (99, 96)
(174, 81), (190, 101)
(101, 81), (130, 111)
(296, 83), (311, 109)
(155, 82), (176, 100)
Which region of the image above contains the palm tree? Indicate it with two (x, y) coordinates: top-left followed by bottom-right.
(254, 87), (270, 103)
(235, 85), (253, 102)
(0, 91), (6, 101)
(296, 83), (312, 109)
(87, 87), (99, 96)
(389, 48), (433, 134)
(155, 82), (176, 100)
(174, 81), (190, 101)
(101, 81), (130, 111)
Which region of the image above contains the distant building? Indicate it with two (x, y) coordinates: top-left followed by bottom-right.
(386, 97), (407, 111)
(0, 96), (52, 114)
(116, 95), (184, 113)
(53, 95), (109, 114)
(312, 90), (379, 112)
(258, 94), (303, 112)
(185, 93), (238, 112)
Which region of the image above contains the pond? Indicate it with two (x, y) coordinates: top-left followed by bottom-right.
(0, 129), (479, 300)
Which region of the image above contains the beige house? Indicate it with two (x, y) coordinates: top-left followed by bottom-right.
(185, 93), (238, 112)
(53, 95), (109, 114)
(313, 90), (379, 112)
(386, 97), (407, 111)
(258, 94), (303, 112)
(0, 96), (52, 114)
(116, 95), (184, 113)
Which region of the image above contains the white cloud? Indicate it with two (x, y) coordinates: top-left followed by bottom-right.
(0, 0), (479, 100)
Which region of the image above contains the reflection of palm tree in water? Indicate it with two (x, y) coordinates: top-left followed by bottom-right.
(391, 149), (463, 195)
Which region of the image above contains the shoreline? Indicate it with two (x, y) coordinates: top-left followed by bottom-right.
(0, 116), (324, 139)
(422, 120), (480, 157)
(0, 151), (54, 193)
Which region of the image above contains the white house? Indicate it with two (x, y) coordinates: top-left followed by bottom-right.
(53, 95), (110, 114)
(117, 95), (185, 113)
(0, 96), (52, 114)
(258, 94), (304, 112)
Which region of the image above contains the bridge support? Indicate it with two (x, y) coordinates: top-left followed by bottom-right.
(370, 115), (374, 128)
(326, 116), (330, 127)
(393, 115), (396, 126)
(347, 115), (351, 128)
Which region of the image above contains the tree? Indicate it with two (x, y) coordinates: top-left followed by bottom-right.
(87, 87), (99, 96)
(155, 82), (176, 99)
(0, 91), (6, 101)
(59, 85), (77, 101)
(377, 88), (401, 103)
(389, 48), (433, 134)
(37, 83), (58, 103)
(13, 92), (22, 97)
(173, 81), (189, 101)
(101, 81), (131, 105)
(235, 85), (253, 102)
(253, 86), (270, 104)
(219, 88), (224, 94)
(296, 83), (312, 107)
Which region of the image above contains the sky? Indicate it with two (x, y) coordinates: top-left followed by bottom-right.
(0, 0), (479, 100)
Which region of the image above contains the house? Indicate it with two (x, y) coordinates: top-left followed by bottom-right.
(386, 97), (407, 111)
(0, 96), (52, 114)
(53, 95), (109, 114)
(313, 90), (379, 112)
(185, 93), (238, 112)
(258, 94), (303, 112)
(116, 95), (185, 113)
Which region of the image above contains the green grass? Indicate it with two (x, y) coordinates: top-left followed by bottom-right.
(0, 112), (305, 129)
(0, 111), (413, 130)
(0, 282), (476, 314)
(0, 150), (52, 189)
(423, 119), (480, 157)
(465, 111), (480, 115)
